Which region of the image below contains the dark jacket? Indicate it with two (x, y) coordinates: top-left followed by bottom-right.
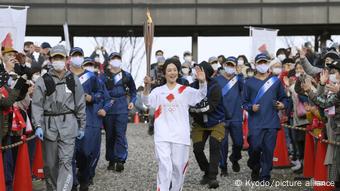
(0, 77), (28, 143)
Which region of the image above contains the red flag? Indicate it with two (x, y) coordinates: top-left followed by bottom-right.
(1, 33), (13, 49)
(258, 43), (267, 53)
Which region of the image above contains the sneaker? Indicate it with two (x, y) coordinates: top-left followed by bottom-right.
(220, 167), (228, 177)
(293, 164), (303, 174)
(291, 159), (299, 166)
(291, 160), (301, 171)
(79, 183), (89, 191)
(208, 179), (219, 189)
(200, 174), (210, 185)
(115, 162), (124, 172)
(251, 169), (260, 181)
(232, 161), (240, 172)
(107, 161), (115, 171)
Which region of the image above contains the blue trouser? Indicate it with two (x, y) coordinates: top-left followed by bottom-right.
(220, 121), (243, 169)
(104, 113), (129, 163)
(72, 126), (101, 186)
(247, 128), (278, 181)
(3, 137), (14, 191)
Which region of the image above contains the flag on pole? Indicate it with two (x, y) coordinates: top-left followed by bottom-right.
(144, 8), (154, 76)
(0, 6), (28, 51)
(250, 27), (279, 60)
(63, 22), (71, 54)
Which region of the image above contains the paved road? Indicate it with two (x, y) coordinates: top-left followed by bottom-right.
(33, 123), (311, 191)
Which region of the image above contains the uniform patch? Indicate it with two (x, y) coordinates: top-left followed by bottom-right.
(178, 85), (186, 94)
(154, 105), (162, 120)
(166, 93), (175, 102)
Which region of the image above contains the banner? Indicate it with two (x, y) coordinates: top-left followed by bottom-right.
(63, 22), (71, 54)
(250, 27), (279, 60)
(0, 6), (28, 51)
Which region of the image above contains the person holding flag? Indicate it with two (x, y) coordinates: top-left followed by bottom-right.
(215, 56), (244, 176)
(242, 53), (288, 181)
(142, 58), (207, 191)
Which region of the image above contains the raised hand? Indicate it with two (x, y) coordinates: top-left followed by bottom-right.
(195, 66), (206, 83)
(320, 69), (329, 85)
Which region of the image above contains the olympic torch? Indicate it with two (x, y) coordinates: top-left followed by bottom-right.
(144, 8), (154, 77)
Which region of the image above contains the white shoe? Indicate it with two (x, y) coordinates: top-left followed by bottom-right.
(291, 160), (301, 171)
(291, 160), (299, 166)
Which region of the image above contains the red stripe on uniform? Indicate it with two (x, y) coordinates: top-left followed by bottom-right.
(156, 187), (160, 191)
(182, 161), (189, 174)
(178, 85), (187, 94)
(154, 105), (162, 120)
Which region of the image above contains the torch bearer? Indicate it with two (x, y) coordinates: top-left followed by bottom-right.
(144, 8), (154, 77)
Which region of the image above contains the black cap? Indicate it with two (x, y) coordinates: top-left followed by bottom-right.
(282, 58), (295, 65)
(324, 50), (339, 60)
(155, 50), (163, 55)
(328, 60), (340, 71)
(109, 52), (122, 60)
(41, 42), (51, 49)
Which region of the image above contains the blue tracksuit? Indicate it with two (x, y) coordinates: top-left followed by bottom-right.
(242, 75), (288, 180)
(100, 70), (137, 163)
(215, 74), (244, 170)
(73, 70), (109, 186)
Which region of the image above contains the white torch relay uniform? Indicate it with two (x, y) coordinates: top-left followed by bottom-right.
(142, 82), (207, 191)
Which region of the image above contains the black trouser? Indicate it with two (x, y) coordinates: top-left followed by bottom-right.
(292, 128), (305, 160)
(193, 131), (221, 180)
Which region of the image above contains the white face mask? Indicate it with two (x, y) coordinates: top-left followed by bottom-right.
(52, 60), (65, 71)
(278, 54), (286, 62)
(182, 68), (190, 75)
(94, 57), (100, 63)
(71, 56), (84, 68)
(184, 56), (192, 62)
(211, 63), (220, 71)
(272, 67), (282, 75)
(238, 60), (244, 66)
(329, 74), (338, 83)
(32, 74), (40, 82)
(156, 55), (162, 61)
(110, 59), (122, 68)
(224, 66), (235, 75)
(85, 66), (95, 72)
(295, 72), (301, 77)
(25, 62), (31, 68)
(247, 72), (254, 77)
(256, 64), (270, 73)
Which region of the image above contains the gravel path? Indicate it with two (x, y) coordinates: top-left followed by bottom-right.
(34, 123), (312, 191)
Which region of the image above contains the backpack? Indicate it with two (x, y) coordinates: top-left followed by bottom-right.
(42, 73), (76, 96)
(104, 70), (130, 95)
(42, 73), (77, 113)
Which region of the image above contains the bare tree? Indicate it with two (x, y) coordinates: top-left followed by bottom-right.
(93, 36), (146, 82)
